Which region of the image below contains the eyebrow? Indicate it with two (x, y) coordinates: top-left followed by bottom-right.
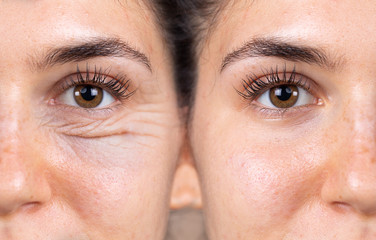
(30, 37), (152, 72)
(220, 37), (343, 72)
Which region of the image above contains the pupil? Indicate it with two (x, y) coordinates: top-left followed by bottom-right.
(80, 85), (97, 101)
(275, 85), (292, 101)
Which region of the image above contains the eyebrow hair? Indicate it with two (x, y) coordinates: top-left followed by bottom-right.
(30, 37), (152, 72)
(220, 37), (343, 72)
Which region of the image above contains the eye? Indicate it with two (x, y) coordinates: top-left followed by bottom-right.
(58, 84), (116, 108)
(53, 66), (133, 109)
(257, 84), (315, 108)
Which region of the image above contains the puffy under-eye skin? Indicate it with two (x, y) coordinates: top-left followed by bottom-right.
(191, 0), (376, 239)
(0, 1), (182, 239)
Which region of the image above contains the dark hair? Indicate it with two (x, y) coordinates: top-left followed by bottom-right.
(146, 0), (195, 106)
(149, 0), (226, 106)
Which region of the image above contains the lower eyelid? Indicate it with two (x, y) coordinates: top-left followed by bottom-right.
(249, 102), (322, 120)
(47, 101), (120, 120)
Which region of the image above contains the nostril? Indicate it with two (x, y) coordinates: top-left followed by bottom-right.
(321, 160), (376, 217)
(331, 201), (376, 216)
(331, 201), (353, 213)
(0, 165), (52, 217)
(0, 202), (39, 216)
(19, 201), (43, 214)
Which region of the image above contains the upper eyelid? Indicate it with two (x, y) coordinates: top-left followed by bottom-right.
(51, 65), (135, 103)
(236, 67), (315, 100)
(77, 66), (132, 97)
(65, 74), (131, 97)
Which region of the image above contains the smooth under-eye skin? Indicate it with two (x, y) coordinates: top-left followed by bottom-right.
(191, 1), (376, 239)
(0, 1), (182, 239)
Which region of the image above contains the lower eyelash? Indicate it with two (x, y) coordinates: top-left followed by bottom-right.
(62, 64), (134, 100)
(255, 104), (307, 118)
(237, 65), (310, 100)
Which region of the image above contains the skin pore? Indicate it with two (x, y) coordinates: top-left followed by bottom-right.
(0, 0), (182, 239)
(190, 0), (376, 239)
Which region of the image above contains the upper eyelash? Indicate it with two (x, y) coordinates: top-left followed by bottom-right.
(237, 65), (311, 100)
(61, 64), (134, 100)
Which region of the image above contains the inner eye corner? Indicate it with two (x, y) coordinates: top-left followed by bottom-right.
(316, 97), (325, 106)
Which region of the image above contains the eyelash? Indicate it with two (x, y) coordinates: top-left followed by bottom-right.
(59, 65), (134, 101)
(237, 65), (311, 100)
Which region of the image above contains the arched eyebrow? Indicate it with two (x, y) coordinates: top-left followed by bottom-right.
(29, 37), (152, 72)
(220, 37), (344, 72)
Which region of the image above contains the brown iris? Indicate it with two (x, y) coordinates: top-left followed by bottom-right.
(73, 85), (103, 108)
(269, 85), (299, 108)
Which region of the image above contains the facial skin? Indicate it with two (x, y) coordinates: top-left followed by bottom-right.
(0, 1), (182, 239)
(191, 1), (376, 239)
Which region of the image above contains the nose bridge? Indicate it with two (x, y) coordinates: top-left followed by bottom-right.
(347, 89), (376, 162)
(351, 122), (376, 163)
(0, 99), (51, 216)
(322, 88), (376, 216)
(0, 112), (30, 215)
(0, 99), (29, 166)
(337, 148), (376, 214)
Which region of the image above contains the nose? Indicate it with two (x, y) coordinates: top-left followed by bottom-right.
(170, 141), (202, 209)
(322, 157), (376, 216)
(0, 124), (51, 216)
(321, 108), (376, 216)
(170, 162), (202, 209)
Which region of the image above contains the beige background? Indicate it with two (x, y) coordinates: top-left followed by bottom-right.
(165, 208), (208, 240)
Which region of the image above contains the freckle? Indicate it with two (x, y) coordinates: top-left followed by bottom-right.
(361, 145), (370, 154)
(3, 146), (11, 153)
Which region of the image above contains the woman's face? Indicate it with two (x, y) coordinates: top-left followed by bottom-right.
(191, 0), (376, 239)
(0, 1), (181, 239)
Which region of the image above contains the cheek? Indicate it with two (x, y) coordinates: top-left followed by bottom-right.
(47, 133), (173, 235)
(51, 139), (137, 227)
(225, 137), (326, 225)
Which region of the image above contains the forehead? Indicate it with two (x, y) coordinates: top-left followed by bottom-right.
(0, 0), (158, 67)
(205, 0), (376, 60)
